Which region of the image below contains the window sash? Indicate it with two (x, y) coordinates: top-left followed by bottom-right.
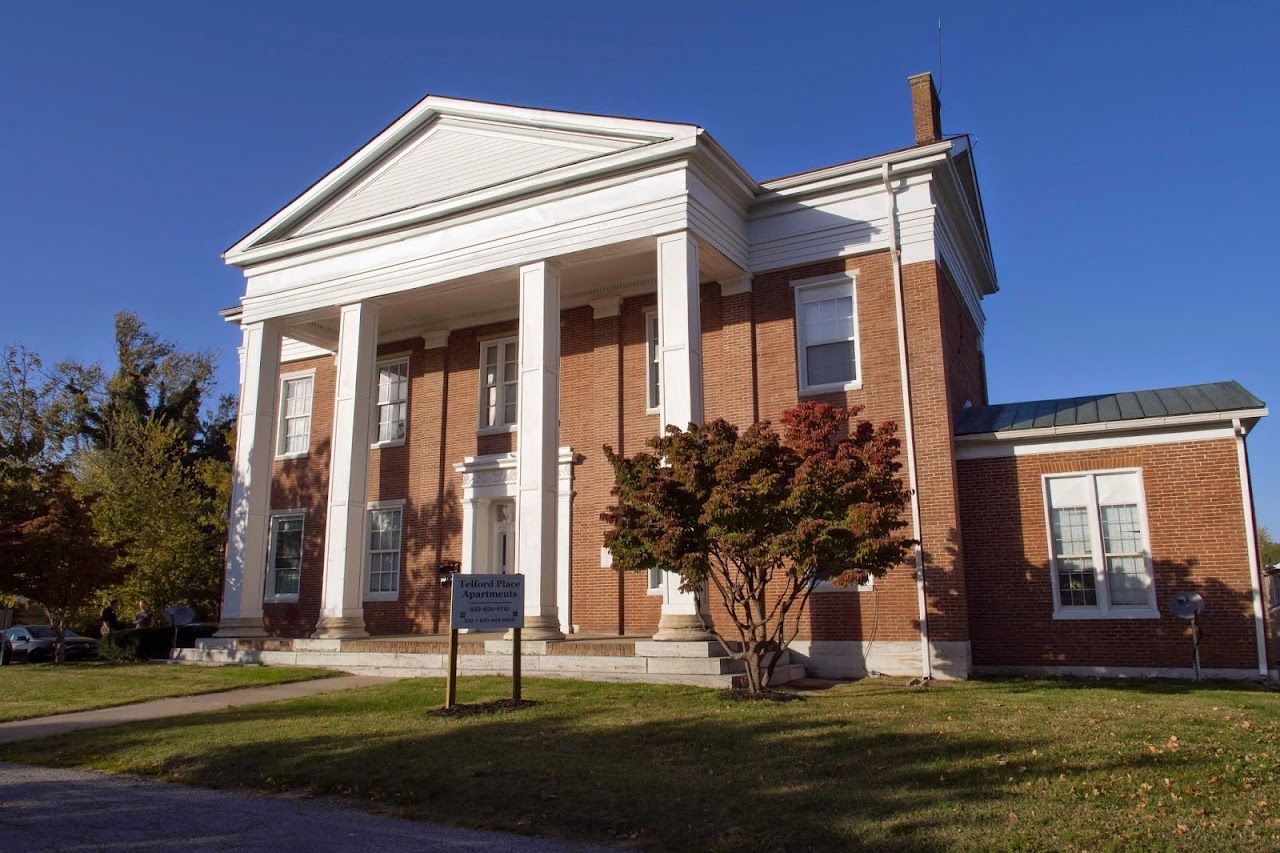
(480, 338), (519, 429)
(1045, 473), (1153, 614)
(375, 360), (409, 444)
(795, 280), (859, 390)
(266, 514), (304, 599)
(645, 311), (661, 411)
(367, 508), (402, 596)
(647, 566), (664, 592)
(279, 376), (313, 455)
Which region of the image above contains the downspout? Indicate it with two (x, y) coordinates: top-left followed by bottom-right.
(1233, 417), (1270, 678)
(883, 162), (932, 680)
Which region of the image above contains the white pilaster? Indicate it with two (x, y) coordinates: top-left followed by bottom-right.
(313, 301), (379, 639)
(216, 321), (282, 637)
(654, 232), (713, 640)
(515, 261), (564, 639)
(557, 460), (574, 635)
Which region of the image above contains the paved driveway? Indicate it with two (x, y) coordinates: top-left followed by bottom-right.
(0, 762), (608, 852)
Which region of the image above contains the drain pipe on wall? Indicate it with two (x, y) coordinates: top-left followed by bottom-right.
(883, 161), (932, 681)
(1233, 417), (1271, 679)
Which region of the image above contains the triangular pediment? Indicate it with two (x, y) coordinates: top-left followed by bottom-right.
(294, 116), (645, 236)
(228, 97), (699, 260)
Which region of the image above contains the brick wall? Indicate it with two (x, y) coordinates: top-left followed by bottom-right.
(263, 354), (334, 637)
(255, 249), (988, 645)
(958, 438), (1263, 670)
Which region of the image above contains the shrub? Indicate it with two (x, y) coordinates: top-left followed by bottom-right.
(98, 624), (216, 661)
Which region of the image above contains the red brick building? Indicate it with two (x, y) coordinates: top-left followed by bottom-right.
(214, 75), (1271, 680)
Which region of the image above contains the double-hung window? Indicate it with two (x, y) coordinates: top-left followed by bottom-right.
(794, 275), (861, 394)
(366, 503), (403, 600)
(479, 337), (519, 431)
(645, 310), (661, 412)
(277, 372), (314, 457)
(265, 513), (304, 601)
(1044, 470), (1157, 618)
(374, 358), (409, 445)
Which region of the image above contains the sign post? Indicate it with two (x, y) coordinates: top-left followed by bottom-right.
(446, 574), (525, 708)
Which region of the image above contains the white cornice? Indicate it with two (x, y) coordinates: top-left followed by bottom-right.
(756, 141), (954, 197)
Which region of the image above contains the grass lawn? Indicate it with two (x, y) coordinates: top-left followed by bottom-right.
(0, 662), (335, 722)
(2, 675), (1277, 850)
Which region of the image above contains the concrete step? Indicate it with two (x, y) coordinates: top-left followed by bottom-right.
(175, 642), (806, 688)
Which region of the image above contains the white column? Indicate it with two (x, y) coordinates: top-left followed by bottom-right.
(654, 231), (713, 641)
(515, 260), (564, 639)
(313, 301), (379, 639)
(215, 320), (282, 637)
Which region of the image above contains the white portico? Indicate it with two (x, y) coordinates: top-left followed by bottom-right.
(216, 97), (761, 642)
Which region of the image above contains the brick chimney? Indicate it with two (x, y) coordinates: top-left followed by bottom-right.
(909, 72), (942, 145)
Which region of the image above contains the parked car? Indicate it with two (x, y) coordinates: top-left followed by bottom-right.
(0, 625), (99, 664)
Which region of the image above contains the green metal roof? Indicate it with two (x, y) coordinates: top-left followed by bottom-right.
(955, 381), (1265, 436)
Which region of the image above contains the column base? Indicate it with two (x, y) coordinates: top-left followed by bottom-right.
(652, 612), (714, 642)
(311, 615), (369, 640)
(509, 614), (564, 641)
(213, 617), (268, 639)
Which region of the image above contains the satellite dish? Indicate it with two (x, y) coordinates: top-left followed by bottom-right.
(164, 605), (196, 626)
(1169, 592), (1204, 620)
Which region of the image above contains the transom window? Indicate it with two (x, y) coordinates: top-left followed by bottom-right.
(277, 373), (314, 457)
(1044, 471), (1157, 618)
(375, 358), (409, 445)
(479, 337), (519, 430)
(645, 310), (661, 411)
(366, 506), (403, 599)
(265, 513), (304, 601)
(794, 276), (860, 394)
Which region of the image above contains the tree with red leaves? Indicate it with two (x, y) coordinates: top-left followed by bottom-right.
(603, 402), (913, 694)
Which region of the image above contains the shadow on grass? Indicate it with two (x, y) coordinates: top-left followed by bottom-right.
(3, 676), (1246, 851)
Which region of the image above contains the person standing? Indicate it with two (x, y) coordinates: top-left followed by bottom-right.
(133, 600), (153, 629)
(100, 600), (120, 637)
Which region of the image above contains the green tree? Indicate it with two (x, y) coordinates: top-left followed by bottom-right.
(77, 413), (227, 619)
(1260, 525), (1280, 568)
(603, 402), (913, 694)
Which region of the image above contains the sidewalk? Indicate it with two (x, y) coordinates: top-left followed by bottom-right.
(0, 762), (608, 851)
(0, 673), (389, 744)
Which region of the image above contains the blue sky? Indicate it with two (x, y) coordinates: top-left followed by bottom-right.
(3, 2), (1278, 532)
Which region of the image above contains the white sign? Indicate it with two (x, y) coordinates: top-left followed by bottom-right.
(450, 574), (525, 631)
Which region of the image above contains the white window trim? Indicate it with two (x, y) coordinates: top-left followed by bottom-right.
(1042, 468), (1159, 620)
(264, 509), (305, 603)
(370, 355), (411, 449)
(792, 273), (863, 395)
(275, 369), (316, 459)
(363, 498), (406, 602)
(644, 308), (661, 414)
(476, 335), (520, 435)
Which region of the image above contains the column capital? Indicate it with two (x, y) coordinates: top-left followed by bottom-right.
(519, 258), (565, 276)
(420, 328), (450, 349)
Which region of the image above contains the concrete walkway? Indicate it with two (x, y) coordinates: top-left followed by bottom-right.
(0, 674), (389, 744)
(0, 762), (608, 851)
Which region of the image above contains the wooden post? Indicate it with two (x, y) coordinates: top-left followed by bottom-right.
(512, 627), (522, 702)
(445, 628), (459, 708)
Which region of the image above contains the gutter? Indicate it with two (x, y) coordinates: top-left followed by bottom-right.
(1233, 417), (1271, 678)
(883, 161), (932, 680)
